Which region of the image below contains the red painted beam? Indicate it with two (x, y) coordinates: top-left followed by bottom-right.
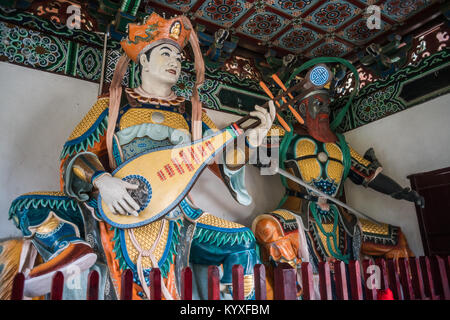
(348, 260), (363, 300)
(86, 270), (99, 300)
(430, 256), (450, 300)
(301, 262), (315, 300)
(420, 256), (439, 300)
(274, 263), (297, 300)
(318, 262), (332, 300)
(375, 258), (389, 290)
(232, 264), (244, 300)
(409, 257), (427, 300)
(181, 267), (192, 300)
(10, 273), (25, 300)
(149, 268), (162, 300)
(398, 258), (415, 300)
(120, 269), (133, 300)
(387, 259), (402, 300)
(51, 271), (64, 300)
(334, 261), (348, 300)
(254, 264), (267, 300)
(362, 259), (378, 300)
(208, 265), (220, 300)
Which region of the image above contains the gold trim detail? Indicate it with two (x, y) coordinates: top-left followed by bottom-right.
(22, 191), (66, 197)
(125, 88), (185, 106)
(360, 218), (390, 236)
(119, 108), (190, 131)
(349, 146), (371, 166)
(198, 213), (245, 229)
(124, 220), (170, 269)
(68, 98), (109, 140)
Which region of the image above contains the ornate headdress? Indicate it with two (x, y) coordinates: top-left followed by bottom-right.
(120, 14), (191, 63)
(107, 12), (205, 169)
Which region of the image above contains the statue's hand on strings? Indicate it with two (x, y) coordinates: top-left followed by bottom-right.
(94, 173), (141, 216)
(246, 100), (276, 148)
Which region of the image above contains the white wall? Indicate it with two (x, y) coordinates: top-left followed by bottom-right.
(343, 94), (450, 256)
(0, 62), (99, 238)
(0, 62), (284, 240)
(1, 62), (448, 257)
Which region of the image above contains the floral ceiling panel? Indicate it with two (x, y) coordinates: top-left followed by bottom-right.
(148, 0), (440, 58)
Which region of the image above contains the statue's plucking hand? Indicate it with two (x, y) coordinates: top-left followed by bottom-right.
(94, 173), (141, 216)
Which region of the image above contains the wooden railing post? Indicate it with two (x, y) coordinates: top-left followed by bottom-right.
(334, 261), (348, 300)
(254, 264), (267, 300)
(318, 262), (332, 300)
(208, 265), (220, 300)
(430, 256), (450, 300)
(387, 259), (402, 300)
(232, 264), (244, 300)
(149, 268), (162, 300)
(398, 258), (415, 300)
(86, 270), (99, 300)
(375, 258), (389, 291)
(409, 257), (427, 300)
(301, 262), (315, 300)
(10, 273), (25, 300)
(181, 267), (192, 300)
(120, 269), (133, 300)
(362, 260), (378, 300)
(51, 271), (64, 300)
(348, 260), (363, 300)
(274, 263), (297, 300)
(419, 256), (439, 300)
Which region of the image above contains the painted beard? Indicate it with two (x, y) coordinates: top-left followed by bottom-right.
(305, 108), (337, 143)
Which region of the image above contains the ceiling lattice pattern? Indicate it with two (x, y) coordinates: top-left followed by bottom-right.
(148, 0), (439, 58)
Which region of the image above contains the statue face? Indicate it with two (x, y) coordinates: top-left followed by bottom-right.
(307, 93), (331, 120)
(140, 43), (182, 87)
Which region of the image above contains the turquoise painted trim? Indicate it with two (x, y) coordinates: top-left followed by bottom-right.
(193, 225), (255, 247)
(60, 110), (108, 159)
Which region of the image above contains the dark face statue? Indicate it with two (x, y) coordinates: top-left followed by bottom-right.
(297, 91), (337, 143)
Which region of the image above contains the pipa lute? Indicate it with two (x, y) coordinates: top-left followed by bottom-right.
(98, 118), (256, 228)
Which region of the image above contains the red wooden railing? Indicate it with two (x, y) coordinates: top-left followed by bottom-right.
(10, 256), (450, 300)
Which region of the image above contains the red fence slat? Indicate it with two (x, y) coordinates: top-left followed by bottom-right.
(208, 265), (220, 300)
(334, 261), (348, 300)
(149, 268), (162, 300)
(86, 270), (99, 300)
(387, 259), (402, 300)
(301, 262), (315, 300)
(254, 264), (267, 300)
(318, 262), (332, 300)
(51, 271), (64, 300)
(362, 260), (377, 300)
(420, 256), (439, 300)
(10, 272), (25, 300)
(409, 257), (427, 300)
(274, 263), (297, 300)
(232, 264), (244, 300)
(375, 258), (389, 290)
(181, 267), (192, 300)
(120, 269), (133, 300)
(348, 260), (363, 300)
(430, 256), (450, 300)
(398, 258), (415, 300)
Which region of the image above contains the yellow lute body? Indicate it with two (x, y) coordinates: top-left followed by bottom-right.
(98, 125), (242, 228)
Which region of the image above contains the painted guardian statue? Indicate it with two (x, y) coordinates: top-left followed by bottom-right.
(1, 13), (277, 300)
(252, 60), (424, 299)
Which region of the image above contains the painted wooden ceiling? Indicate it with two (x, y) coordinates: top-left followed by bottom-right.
(146, 0), (443, 60)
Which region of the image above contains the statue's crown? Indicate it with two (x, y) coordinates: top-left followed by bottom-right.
(120, 12), (191, 63)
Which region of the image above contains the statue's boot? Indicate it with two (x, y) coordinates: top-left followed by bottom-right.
(23, 215), (97, 297)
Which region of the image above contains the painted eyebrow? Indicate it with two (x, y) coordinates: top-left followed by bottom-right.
(159, 46), (181, 57)
(159, 46), (173, 52)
